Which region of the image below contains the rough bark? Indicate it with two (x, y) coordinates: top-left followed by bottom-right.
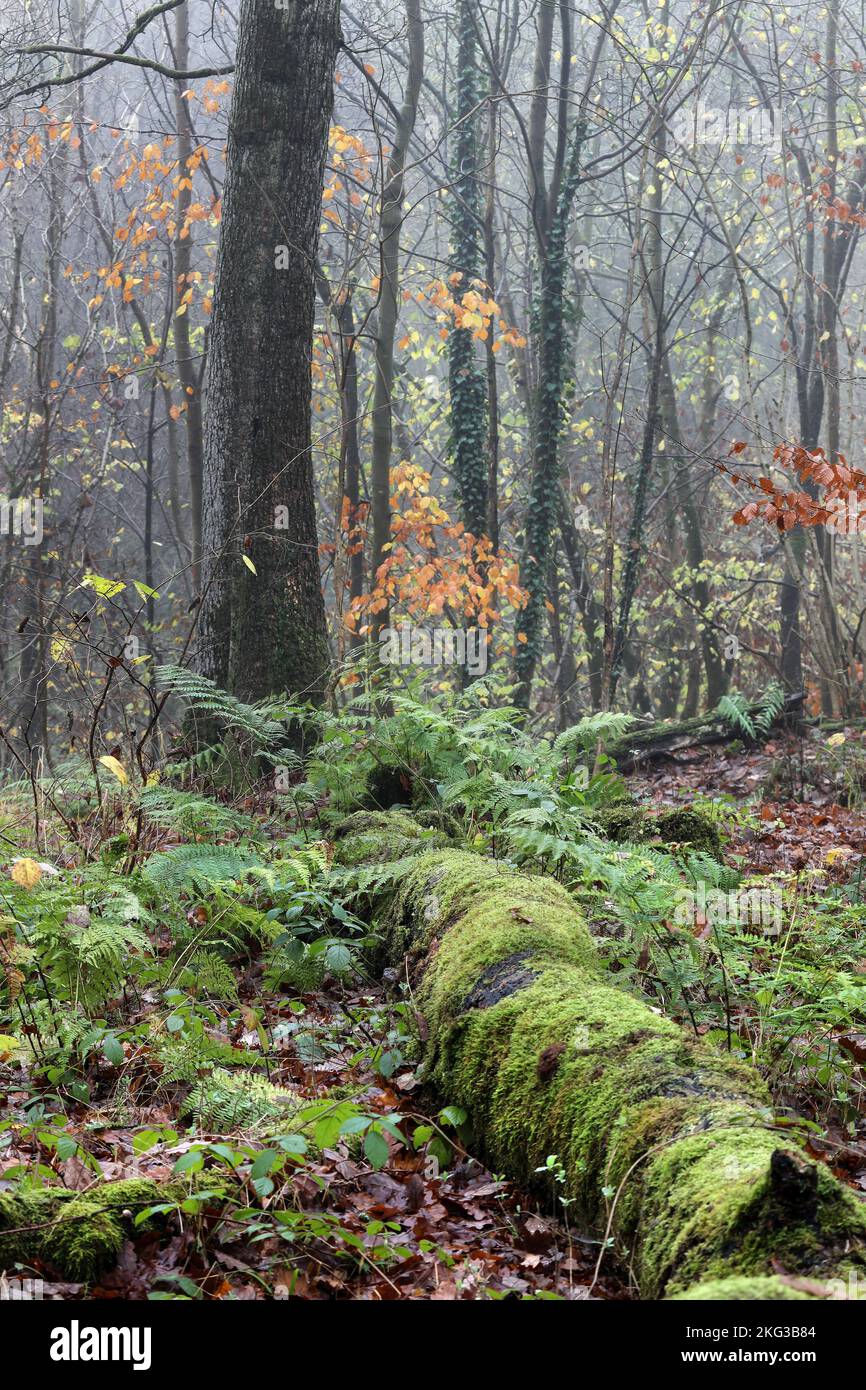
(196, 0), (338, 705)
(332, 810), (866, 1300)
(172, 0), (204, 586)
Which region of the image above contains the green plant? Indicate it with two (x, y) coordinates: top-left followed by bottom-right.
(138, 785), (257, 841)
(156, 665), (288, 749)
(141, 843), (266, 895)
(717, 682), (785, 739)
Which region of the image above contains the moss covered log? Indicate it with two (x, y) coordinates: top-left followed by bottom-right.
(333, 811), (866, 1301)
(604, 690), (804, 773)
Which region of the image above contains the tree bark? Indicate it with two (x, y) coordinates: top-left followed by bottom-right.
(448, 0), (489, 542)
(172, 0), (205, 587)
(196, 0), (338, 706)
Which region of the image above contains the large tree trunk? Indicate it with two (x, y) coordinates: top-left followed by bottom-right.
(196, 0), (338, 705)
(332, 810), (866, 1300)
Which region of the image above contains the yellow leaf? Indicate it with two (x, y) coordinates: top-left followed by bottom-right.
(826, 845), (854, 864)
(98, 755), (128, 785)
(0, 1035), (19, 1057)
(242, 555), (257, 575)
(11, 858), (42, 888)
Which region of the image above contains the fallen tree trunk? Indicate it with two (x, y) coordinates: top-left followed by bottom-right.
(605, 690), (804, 773)
(334, 810), (866, 1300)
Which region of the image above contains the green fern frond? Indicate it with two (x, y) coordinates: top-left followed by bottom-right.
(155, 664), (286, 748)
(717, 693), (756, 739)
(553, 711), (635, 758)
(142, 843), (265, 894)
(187, 950), (240, 1002)
(717, 684), (784, 740)
(183, 1068), (298, 1132)
(139, 785), (256, 840)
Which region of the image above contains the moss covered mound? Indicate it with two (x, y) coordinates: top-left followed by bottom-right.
(0, 1177), (218, 1284)
(669, 1276), (817, 1301)
(591, 804), (724, 862)
(331, 809), (451, 866)
(334, 812), (866, 1301)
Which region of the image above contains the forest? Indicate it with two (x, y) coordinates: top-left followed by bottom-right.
(1, 0), (866, 1337)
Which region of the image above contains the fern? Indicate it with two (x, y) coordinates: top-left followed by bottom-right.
(717, 683), (785, 740)
(754, 681), (786, 734)
(183, 1068), (298, 1131)
(186, 950), (240, 1002)
(553, 711), (635, 759)
(716, 692), (756, 739)
(4, 867), (152, 1011)
(38, 914), (150, 1008)
(141, 843), (265, 894)
(139, 785), (257, 840)
(156, 664), (287, 749)
(327, 856), (418, 905)
(155, 1033), (258, 1083)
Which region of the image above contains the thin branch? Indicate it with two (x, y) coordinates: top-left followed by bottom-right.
(5, 0), (233, 107)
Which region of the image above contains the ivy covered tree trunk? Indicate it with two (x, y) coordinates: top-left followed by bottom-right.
(196, 0), (339, 705)
(332, 811), (866, 1300)
(514, 122), (587, 707)
(368, 0), (424, 641)
(448, 0), (489, 542)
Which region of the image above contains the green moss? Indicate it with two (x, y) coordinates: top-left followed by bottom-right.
(0, 1176), (215, 1283)
(590, 805), (648, 843)
(670, 1276), (817, 1301)
(96, 1178), (165, 1215)
(332, 810), (449, 867)
(655, 808), (724, 862)
(44, 1199), (125, 1283)
(0, 1189), (75, 1270)
(591, 804), (724, 862)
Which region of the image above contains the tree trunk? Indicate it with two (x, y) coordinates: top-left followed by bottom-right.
(332, 810), (866, 1300)
(173, 0), (205, 588)
(368, 0), (424, 641)
(514, 120), (588, 705)
(196, 0), (338, 706)
(448, 0), (489, 542)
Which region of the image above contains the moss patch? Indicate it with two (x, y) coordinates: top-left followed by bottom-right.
(591, 804), (724, 862)
(331, 810), (450, 867)
(0, 1176), (222, 1284)
(670, 1275), (818, 1301)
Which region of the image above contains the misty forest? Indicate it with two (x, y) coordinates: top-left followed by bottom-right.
(3, 0), (866, 1312)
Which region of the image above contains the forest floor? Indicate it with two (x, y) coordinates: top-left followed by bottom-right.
(2, 974), (629, 1302)
(4, 731), (866, 1300)
(630, 734), (866, 1195)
